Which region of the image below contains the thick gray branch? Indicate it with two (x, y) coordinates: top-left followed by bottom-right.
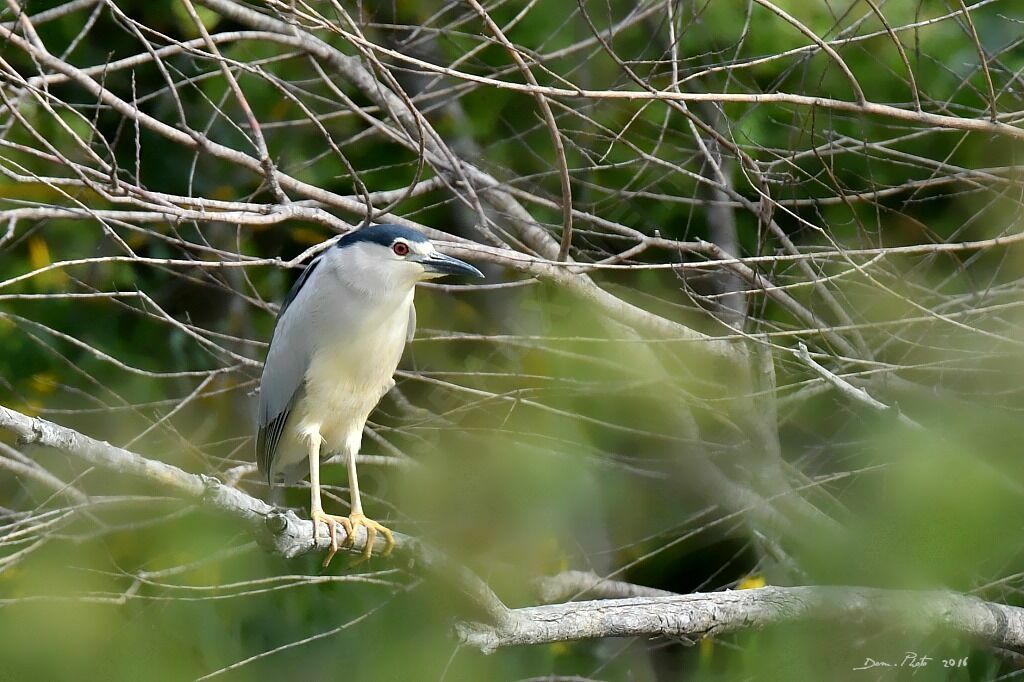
(458, 584), (1024, 654)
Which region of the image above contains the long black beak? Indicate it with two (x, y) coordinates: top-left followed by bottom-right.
(420, 252), (484, 278)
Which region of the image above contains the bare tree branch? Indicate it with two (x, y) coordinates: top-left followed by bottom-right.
(458, 585), (1024, 654)
(0, 404), (514, 626)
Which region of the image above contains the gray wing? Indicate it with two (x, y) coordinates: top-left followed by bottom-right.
(256, 257), (321, 481)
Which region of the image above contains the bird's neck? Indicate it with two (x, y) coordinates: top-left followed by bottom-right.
(348, 282), (415, 330)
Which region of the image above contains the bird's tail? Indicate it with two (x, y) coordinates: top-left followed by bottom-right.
(268, 479), (286, 508)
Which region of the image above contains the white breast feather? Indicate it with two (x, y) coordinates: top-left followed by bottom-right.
(295, 290), (413, 452)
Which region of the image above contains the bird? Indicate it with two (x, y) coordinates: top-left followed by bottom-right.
(256, 224), (483, 566)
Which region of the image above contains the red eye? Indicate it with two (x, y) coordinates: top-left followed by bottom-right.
(393, 241), (410, 256)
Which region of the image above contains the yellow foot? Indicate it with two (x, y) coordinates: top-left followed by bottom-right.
(310, 508), (352, 568)
(310, 509), (395, 567)
(344, 513), (396, 565)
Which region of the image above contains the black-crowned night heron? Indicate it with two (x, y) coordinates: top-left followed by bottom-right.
(256, 224), (483, 565)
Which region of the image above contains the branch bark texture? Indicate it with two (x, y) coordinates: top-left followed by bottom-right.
(459, 584), (1024, 654)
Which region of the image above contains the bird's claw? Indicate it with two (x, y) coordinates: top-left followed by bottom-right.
(310, 509), (394, 567)
(310, 509), (352, 568)
(344, 513), (396, 566)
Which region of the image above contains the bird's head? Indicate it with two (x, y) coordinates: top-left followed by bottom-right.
(333, 224), (483, 291)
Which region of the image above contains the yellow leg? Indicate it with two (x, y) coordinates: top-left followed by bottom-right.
(345, 447), (395, 564)
(309, 433), (351, 567)
(308, 433), (395, 567)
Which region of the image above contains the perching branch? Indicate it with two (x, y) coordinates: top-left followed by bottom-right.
(0, 404), (513, 627)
